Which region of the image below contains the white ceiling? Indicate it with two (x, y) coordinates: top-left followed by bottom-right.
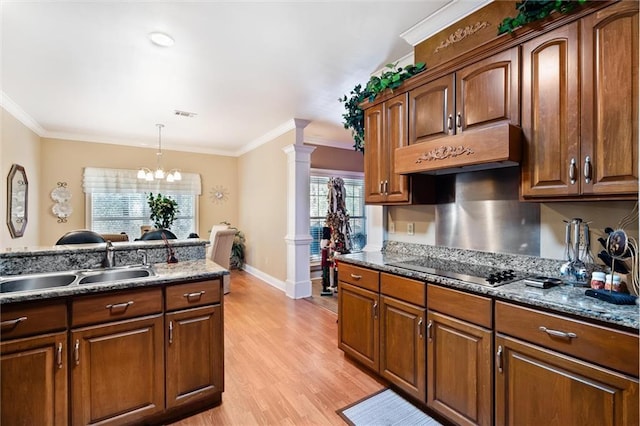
(1, 0), (489, 156)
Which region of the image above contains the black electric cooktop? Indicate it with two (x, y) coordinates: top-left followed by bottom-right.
(386, 258), (526, 287)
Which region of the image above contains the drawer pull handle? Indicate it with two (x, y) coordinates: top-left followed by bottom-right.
(105, 301), (134, 312)
(183, 290), (206, 300)
(496, 345), (503, 373)
(169, 320), (174, 344)
(74, 339), (80, 366)
(350, 274), (362, 280)
(373, 301), (378, 320)
(57, 342), (63, 369)
(539, 326), (577, 339)
(418, 317), (423, 339)
(0, 316), (27, 329)
(427, 320), (433, 341)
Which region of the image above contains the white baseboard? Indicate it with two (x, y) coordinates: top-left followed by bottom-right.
(242, 264), (286, 293)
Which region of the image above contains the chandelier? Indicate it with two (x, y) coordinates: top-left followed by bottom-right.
(137, 124), (182, 182)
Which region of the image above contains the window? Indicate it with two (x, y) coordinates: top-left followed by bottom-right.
(83, 168), (201, 240)
(310, 172), (366, 259)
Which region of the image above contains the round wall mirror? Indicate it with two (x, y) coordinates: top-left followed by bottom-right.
(6, 164), (28, 238)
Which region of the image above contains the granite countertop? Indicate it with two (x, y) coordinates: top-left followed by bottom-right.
(338, 251), (640, 331)
(0, 259), (228, 304)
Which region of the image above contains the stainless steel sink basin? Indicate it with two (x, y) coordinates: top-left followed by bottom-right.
(0, 273), (77, 293)
(78, 267), (154, 284)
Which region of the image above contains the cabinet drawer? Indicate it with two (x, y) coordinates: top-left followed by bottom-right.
(338, 263), (379, 292)
(165, 280), (221, 311)
(428, 285), (492, 328)
(1, 300), (67, 339)
(495, 301), (639, 377)
(72, 288), (162, 327)
(381, 273), (425, 307)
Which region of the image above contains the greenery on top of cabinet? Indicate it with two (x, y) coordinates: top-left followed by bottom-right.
(498, 0), (587, 34)
(339, 62), (426, 152)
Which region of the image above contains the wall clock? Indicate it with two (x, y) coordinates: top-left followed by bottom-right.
(209, 185), (229, 204)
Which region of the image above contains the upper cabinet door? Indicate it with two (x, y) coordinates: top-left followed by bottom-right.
(580, 1), (639, 196)
(521, 23), (580, 198)
(409, 74), (455, 145)
(364, 104), (386, 203)
(456, 47), (520, 132)
(384, 94), (410, 203)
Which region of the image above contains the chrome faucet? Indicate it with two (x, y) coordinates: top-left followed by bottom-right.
(103, 241), (115, 268)
(137, 249), (148, 266)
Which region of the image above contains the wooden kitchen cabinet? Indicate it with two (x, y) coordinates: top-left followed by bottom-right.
(165, 279), (224, 409)
(0, 300), (68, 426)
(1, 332), (68, 426)
(495, 301), (639, 426)
(426, 285), (493, 426)
(338, 281), (379, 371)
(70, 288), (165, 425)
(409, 47), (519, 146)
(364, 94), (410, 204)
(521, 1), (638, 200)
(364, 93), (434, 205)
(495, 334), (639, 426)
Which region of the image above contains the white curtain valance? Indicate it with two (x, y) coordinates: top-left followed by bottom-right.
(83, 167), (202, 195)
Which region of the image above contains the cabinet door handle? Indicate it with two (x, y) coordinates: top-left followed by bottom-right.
(183, 290), (205, 301)
(350, 274), (362, 280)
(105, 301), (134, 312)
(373, 301), (378, 320)
(426, 320), (433, 341)
(496, 345), (503, 373)
(74, 339), (80, 366)
(57, 342), (63, 369)
(418, 317), (423, 339)
(169, 320), (174, 344)
(569, 158), (577, 185)
(456, 112), (462, 129)
(384, 180), (389, 195)
(583, 156), (592, 184)
(0, 316), (27, 329)
(539, 326), (577, 339)
(447, 114), (453, 133)
(379, 181), (384, 195)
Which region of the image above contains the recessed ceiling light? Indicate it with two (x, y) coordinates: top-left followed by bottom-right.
(149, 32), (175, 47)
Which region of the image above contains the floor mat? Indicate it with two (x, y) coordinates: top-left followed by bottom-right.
(337, 389), (442, 426)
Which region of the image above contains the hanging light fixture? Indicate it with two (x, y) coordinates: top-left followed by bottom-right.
(137, 124), (182, 182)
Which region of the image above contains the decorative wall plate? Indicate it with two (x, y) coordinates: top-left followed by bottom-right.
(52, 202), (73, 218)
(51, 186), (72, 202)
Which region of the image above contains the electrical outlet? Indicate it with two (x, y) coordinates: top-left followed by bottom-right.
(389, 222), (395, 233)
(407, 223), (415, 235)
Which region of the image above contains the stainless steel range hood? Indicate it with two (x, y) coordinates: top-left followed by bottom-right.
(395, 123), (522, 175)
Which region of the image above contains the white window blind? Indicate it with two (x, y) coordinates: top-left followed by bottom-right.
(83, 168), (201, 239)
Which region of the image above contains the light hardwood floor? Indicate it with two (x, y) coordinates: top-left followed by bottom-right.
(170, 270), (384, 425)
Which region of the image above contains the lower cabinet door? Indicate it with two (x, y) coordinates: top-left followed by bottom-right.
(1, 332), (68, 426)
(71, 314), (165, 425)
(427, 311), (492, 426)
(166, 305), (223, 409)
(380, 296), (426, 401)
(338, 282), (379, 371)
(495, 334), (639, 426)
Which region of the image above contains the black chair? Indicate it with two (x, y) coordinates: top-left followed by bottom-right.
(137, 229), (177, 241)
(56, 230), (106, 245)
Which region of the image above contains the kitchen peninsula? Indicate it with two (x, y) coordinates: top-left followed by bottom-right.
(337, 242), (639, 426)
(0, 239), (227, 425)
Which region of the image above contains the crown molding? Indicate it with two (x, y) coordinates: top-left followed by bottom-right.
(1, 91), (46, 136)
(233, 118), (298, 157)
(304, 135), (355, 150)
(400, 0), (493, 47)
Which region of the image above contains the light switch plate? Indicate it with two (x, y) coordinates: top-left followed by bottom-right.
(407, 223), (414, 235)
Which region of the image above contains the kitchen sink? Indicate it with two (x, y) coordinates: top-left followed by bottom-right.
(78, 267), (154, 284)
(0, 273), (77, 293)
(0, 266), (156, 294)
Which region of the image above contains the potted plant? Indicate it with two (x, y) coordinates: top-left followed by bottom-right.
(148, 193), (179, 230)
(221, 221), (246, 269)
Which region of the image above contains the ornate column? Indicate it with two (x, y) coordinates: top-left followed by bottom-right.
(282, 119), (315, 299)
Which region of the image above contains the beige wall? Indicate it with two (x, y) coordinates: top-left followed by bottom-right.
(38, 138), (238, 246)
(238, 131), (293, 282)
(387, 201), (639, 261)
(309, 145), (364, 172)
(1, 108), (41, 248)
